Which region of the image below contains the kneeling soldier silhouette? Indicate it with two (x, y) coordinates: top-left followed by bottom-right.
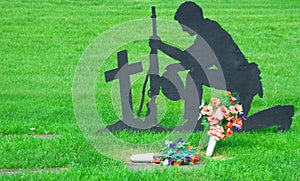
(149, 1), (294, 131)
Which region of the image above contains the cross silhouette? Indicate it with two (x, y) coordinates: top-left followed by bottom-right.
(105, 50), (143, 124)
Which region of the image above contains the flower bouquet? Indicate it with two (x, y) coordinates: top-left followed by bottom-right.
(199, 92), (246, 156)
(152, 137), (201, 166)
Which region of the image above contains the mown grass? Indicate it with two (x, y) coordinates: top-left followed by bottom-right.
(1, 0), (300, 180)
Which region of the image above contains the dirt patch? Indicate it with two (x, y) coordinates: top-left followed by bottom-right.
(211, 155), (229, 160)
(128, 161), (204, 171)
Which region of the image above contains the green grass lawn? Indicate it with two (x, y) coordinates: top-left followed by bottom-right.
(1, 0), (300, 180)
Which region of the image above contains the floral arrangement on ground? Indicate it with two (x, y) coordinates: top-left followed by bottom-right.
(151, 92), (245, 166)
(152, 137), (202, 166)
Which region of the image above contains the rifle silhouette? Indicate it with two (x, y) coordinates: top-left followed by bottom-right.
(102, 6), (169, 132)
(137, 7), (160, 118)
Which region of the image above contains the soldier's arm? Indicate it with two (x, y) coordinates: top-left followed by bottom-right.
(149, 38), (195, 67)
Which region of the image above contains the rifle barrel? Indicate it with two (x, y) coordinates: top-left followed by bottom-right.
(151, 6), (157, 37)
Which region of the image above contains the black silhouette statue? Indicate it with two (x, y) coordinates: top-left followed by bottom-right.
(102, 2), (294, 132)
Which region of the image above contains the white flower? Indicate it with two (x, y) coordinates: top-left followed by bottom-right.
(163, 159), (169, 166)
(165, 140), (172, 146)
(30, 128), (36, 131)
(198, 113), (202, 120)
(199, 101), (205, 110)
(215, 107), (224, 120)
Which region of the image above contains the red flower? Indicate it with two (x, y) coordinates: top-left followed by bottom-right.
(234, 117), (243, 127)
(230, 97), (237, 105)
(226, 122), (233, 137)
(228, 91), (237, 104)
(227, 91), (231, 98)
(226, 116), (235, 122)
(152, 157), (162, 164)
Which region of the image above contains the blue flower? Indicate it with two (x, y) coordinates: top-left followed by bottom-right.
(168, 158), (174, 165)
(185, 156), (191, 163)
(176, 137), (184, 143)
(169, 143), (176, 149)
(240, 112), (247, 121)
(235, 125), (242, 132)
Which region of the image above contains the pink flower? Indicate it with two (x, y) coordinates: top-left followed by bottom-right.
(208, 125), (225, 140)
(229, 104), (243, 114)
(208, 114), (220, 125)
(201, 105), (213, 116)
(235, 104), (243, 112)
(210, 98), (220, 108)
(218, 105), (229, 118)
(229, 106), (237, 114)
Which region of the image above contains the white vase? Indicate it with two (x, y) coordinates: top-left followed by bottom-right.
(206, 136), (217, 157)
